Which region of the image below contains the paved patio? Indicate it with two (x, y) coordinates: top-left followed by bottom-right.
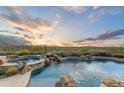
(0, 71), (31, 87)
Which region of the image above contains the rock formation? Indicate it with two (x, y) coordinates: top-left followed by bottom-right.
(44, 58), (49, 65)
(46, 53), (60, 63)
(100, 77), (124, 87)
(55, 75), (77, 87)
(18, 61), (29, 74)
(80, 55), (92, 59)
(0, 59), (4, 65)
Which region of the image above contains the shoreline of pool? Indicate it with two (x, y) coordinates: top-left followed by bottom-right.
(0, 56), (124, 87)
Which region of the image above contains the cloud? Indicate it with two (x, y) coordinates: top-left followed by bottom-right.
(88, 8), (122, 23)
(55, 13), (62, 19)
(60, 6), (122, 23)
(0, 35), (29, 45)
(0, 6), (52, 34)
(92, 6), (100, 10)
(96, 29), (124, 40)
(75, 29), (124, 43)
(0, 6), (58, 46)
(61, 6), (86, 14)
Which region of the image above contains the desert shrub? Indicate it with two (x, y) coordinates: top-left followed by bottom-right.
(51, 51), (83, 57)
(51, 51), (64, 57)
(81, 47), (91, 53)
(16, 49), (31, 56)
(0, 59), (4, 65)
(0, 70), (6, 75)
(6, 67), (18, 76)
(90, 52), (112, 57)
(112, 53), (124, 58)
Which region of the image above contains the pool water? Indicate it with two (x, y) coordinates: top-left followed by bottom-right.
(21, 58), (39, 63)
(28, 57), (124, 87)
(11, 58), (39, 63)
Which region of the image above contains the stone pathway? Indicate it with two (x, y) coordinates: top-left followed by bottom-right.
(0, 71), (31, 87)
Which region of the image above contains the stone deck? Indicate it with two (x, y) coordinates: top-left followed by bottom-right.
(0, 58), (46, 87)
(0, 71), (31, 87)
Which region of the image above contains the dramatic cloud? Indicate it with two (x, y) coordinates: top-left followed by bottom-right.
(0, 6), (124, 47)
(96, 29), (124, 40)
(0, 6), (58, 46)
(0, 35), (29, 45)
(75, 29), (124, 43)
(0, 6), (52, 34)
(61, 6), (86, 14)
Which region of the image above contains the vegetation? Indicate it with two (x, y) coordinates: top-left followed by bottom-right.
(0, 46), (124, 59)
(0, 70), (5, 76)
(5, 67), (18, 76)
(16, 49), (31, 56)
(112, 53), (124, 58)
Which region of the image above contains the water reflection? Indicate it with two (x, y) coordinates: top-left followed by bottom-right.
(28, 57), (124, 87)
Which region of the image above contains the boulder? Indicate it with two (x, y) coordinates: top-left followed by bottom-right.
(17, 61), (24, 70)
(55, 75), (77, 87)
(46, 53), (60, 63)
(80, 55), (85, 59)
(0, 59), (4, 65)
(18, 61), (29, 74)
(80, 55), (92, 60)
(100, 77), (124, 87)
(44, 58), (49, 65)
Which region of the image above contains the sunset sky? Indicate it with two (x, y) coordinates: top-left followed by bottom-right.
(0, 6), (124, 47)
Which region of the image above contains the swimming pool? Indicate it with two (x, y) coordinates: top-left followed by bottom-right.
(9, 55), (41, 63)
(28, 57), (124, 87)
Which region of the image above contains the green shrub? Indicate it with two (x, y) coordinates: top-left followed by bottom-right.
(112, 53), (124, 58)
(6, 67), (18, 76)
(16, 49), (31, 56)
(0, 70), (6, 75)
(51, 51), (64, 57)
(81, 48), (91, 52)
(91, 52), (112, 57)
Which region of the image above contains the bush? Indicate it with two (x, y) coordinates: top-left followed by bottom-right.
(90, 52), (112, 57)
(51, 51), (64, 57)
(0, 70), (6, 75)
(112, 53), (124, 58)
(16, 49), (30, 56)
(6, 67), (18, 76)
(81, 48), (91, 53)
